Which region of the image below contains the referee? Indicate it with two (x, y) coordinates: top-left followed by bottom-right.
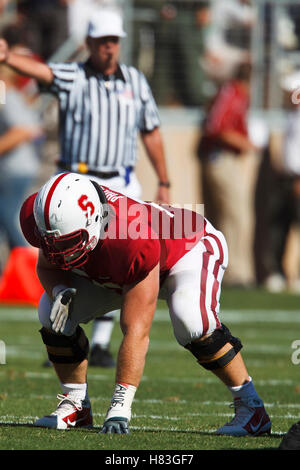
(0, 9), (171, 367)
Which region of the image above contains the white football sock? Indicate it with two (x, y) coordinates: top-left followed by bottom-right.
(227, 377), (259, 400)
(60, 382), (88, 401)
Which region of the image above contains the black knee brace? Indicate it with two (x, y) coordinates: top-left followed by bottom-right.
(40, 326), (89, 364)
(185, 324), (242, 370)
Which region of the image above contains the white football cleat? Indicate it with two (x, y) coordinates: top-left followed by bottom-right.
(34, 394), (93, 430)
(216, 397), (271, 436)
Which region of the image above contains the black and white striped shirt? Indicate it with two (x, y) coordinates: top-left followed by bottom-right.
(46, 60), (161, 173)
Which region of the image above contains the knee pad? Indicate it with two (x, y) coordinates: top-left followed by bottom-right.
(40, 326), (89, 364)
(185, 324), (242, 370)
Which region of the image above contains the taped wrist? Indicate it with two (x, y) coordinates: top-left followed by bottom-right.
(39, 326), (89, 364)
(105, 383), (137, 421)
(185, 324), (243, 371)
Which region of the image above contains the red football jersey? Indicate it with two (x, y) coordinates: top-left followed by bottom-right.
(20, 186), (206, 288)
(199, 81), (249, 155)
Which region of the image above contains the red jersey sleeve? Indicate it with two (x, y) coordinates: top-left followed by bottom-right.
(105, 237), (160, 286)
(19, 193), (40, 248)
(126, 238), (161, 285)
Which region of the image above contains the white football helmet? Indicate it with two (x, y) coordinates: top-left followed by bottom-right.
(33, 172), (107, 269)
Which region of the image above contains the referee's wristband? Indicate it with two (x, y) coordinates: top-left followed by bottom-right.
(158, 181), (171, 188)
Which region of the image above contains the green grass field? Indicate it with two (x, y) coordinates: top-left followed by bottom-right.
(0, 287), (300, 451)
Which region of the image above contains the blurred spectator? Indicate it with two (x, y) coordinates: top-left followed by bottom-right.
(16, 0), (70, 60)
(132, 0), (158, 82)
(197, 63), (260, 287)
(0, 0), (11, 15)
(202, 0), (256, 82)
(288, 5), (300, 50)
(261, 72), (300, 292)
(1, 23), (43, 98)
(278, 6), (298, 51)
(151, 1), (212, 106)
(0, 61), (42, 270)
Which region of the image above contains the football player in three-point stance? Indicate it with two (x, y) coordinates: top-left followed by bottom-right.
(20, 172), (271, 435)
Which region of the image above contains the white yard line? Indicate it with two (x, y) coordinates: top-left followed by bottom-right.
(1, 308), (300, 323)
(0, 370), (297, 388)
(3, 389), (300, 412)
(0, 413), (291, 437)
(3, 340), (299, 359)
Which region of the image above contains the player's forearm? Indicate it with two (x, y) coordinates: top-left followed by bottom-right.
(117, 265), (159, 387)
(117, 298), (156, 386)
(116, 330), (150, 387)
(103, 332), (147, 425)
(37, 264), (71, 299)
(6, 51), (53, 85)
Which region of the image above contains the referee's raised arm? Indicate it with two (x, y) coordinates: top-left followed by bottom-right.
(0, 38), (53, 85)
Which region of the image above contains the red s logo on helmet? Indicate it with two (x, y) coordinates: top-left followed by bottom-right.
(78, 195), (95, 217)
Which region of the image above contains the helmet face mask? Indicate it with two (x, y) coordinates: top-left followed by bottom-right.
(38, 228), (91, 270)
(33, 173), (105, 270)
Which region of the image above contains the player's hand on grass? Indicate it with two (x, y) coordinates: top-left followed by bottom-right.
(50, 288), (77, 334)
(100, 417), (130, 434)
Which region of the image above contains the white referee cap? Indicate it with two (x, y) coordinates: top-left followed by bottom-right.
(87, 9), (127, 39)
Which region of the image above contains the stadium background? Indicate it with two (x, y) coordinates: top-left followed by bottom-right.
(1, 0), (300, 451)
(1, 0), (300, 292)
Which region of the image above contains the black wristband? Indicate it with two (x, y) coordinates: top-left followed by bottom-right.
(159, 181), (171, 188)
